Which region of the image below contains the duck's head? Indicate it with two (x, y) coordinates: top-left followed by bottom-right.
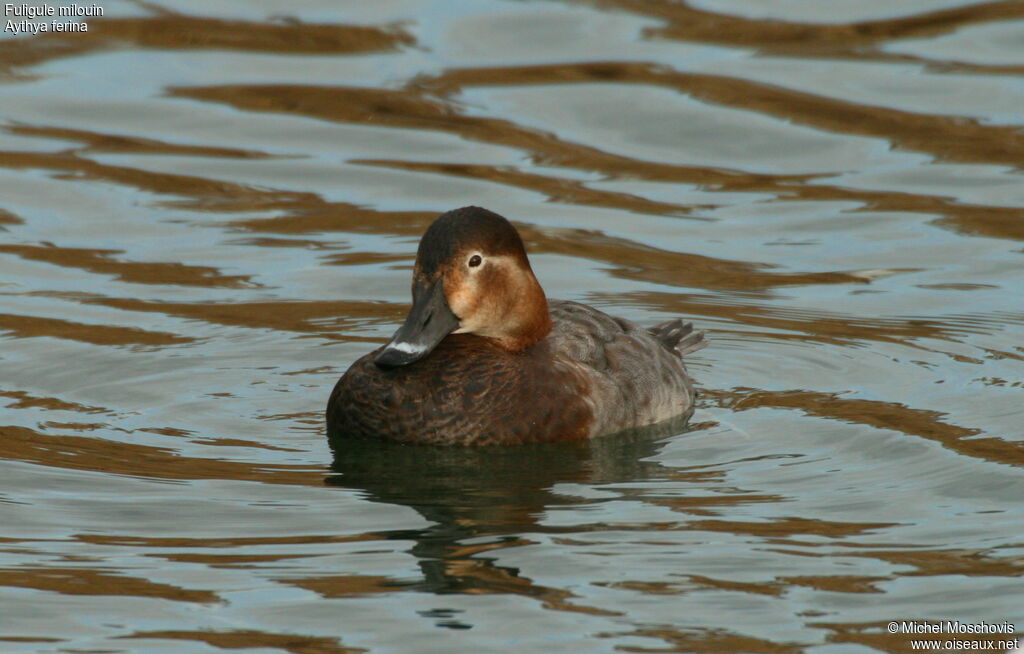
(374, 206), (552, 368)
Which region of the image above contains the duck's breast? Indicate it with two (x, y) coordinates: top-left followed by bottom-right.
(327, 333), (594, 445)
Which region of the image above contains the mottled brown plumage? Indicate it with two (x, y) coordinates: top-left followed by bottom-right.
(326, 207), (705, 446)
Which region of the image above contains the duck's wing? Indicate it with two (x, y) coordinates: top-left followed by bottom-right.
(546, 300), (699, 436)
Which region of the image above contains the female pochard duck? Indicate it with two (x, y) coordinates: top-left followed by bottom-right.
(327, 206), (705, 446)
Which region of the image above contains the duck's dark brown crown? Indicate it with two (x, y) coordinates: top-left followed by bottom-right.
(416, 206), (528, 276)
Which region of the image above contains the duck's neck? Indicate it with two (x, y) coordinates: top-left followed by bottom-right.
(497, 277), (551, 352)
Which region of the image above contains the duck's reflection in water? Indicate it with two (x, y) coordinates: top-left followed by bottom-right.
(325, 418), (693, 610)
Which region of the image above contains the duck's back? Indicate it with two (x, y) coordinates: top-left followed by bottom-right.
(327, 300), (702, 446)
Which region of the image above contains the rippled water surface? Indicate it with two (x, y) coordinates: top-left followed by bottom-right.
(2, 1), (1023, 652)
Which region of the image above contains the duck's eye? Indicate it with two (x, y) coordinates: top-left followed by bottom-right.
(468, 254), (482, 268)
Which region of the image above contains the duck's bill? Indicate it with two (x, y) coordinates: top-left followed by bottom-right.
(374, 279), (460, 368)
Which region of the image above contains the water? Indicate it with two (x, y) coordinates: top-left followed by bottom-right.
(1, 1), (1022, 652)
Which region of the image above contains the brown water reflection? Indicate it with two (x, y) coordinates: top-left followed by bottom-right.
(122, 630), (364, 654)
(418, 60), (1024, 167)
(0, 312), (192, 346)
(1, 0), (1023, 652)
(0, 425), (321, 485)
(170, 68), (1024, 243)
(719, 388), (1024, 467)
(0, 243), (255, 287)
(0, 567), (219, 603)
(588, 0), (1024, 68)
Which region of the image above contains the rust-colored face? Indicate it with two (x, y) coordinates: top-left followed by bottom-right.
(374, 206), (550, 368)
(443, 252), (522, 337)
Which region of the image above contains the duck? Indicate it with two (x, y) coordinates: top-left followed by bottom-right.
(326, 206), (706, 446)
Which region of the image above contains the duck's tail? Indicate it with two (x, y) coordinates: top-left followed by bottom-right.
(648, 319), (707, 357)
